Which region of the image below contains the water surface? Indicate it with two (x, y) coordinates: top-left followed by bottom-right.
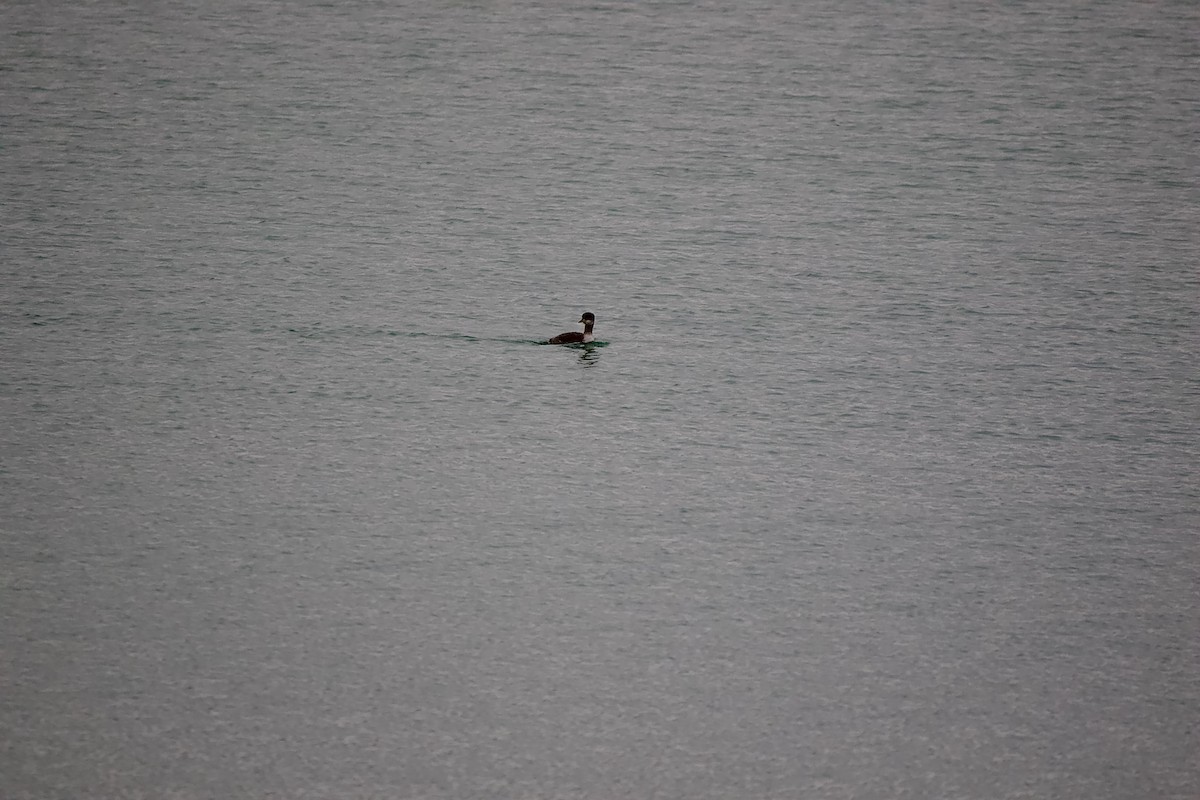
(2, 1), (1198, 798)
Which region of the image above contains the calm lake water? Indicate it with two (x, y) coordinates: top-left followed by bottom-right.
(3, 1), (1198, 797)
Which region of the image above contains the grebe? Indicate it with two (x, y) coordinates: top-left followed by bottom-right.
(546, 312), (595, 344)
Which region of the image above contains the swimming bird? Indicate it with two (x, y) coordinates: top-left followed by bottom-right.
(546, 312), (595, 345)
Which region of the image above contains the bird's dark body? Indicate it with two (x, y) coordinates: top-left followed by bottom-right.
(547, 331), (586, 345)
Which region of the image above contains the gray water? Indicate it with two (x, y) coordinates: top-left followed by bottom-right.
(3, 1), (1198, 798)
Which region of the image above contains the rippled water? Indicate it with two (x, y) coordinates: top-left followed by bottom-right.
(3, 1), (1198, 798)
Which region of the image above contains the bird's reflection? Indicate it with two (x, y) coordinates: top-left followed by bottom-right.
(577, 343), (602, 366)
